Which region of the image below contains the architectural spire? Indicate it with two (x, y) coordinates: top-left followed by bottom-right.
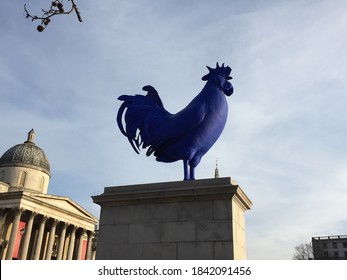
(214, 158), (219, 178)
(25, 129), (35, 144)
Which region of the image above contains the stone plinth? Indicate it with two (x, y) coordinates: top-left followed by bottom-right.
(92, 177), (252, 260)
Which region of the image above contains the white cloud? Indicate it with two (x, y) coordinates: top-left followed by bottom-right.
(1, 0), (346, 259)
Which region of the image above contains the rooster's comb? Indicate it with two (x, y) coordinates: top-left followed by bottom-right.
(202, 62), (232, 81)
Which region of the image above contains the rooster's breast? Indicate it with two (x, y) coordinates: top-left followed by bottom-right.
(154, 96), (228, 163)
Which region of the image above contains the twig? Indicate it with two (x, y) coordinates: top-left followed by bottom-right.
(24, 1), (83, 32)
(71, 0), (83, 22)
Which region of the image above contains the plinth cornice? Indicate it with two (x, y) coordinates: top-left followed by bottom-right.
(92, 177), (252, 209)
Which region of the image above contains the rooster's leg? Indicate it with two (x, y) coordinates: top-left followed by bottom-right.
(183, 159), (189, 180)
(189, 166), (195, 180)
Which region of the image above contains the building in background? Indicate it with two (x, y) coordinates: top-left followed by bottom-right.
(0, 129), (98, 260)
(312, 235), (347, 260)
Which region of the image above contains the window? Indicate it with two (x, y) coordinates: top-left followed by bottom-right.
(0, 170), (5, 181)
(18, 171), (27, 187)
(322, 242), (327, 249)
(344, 251), (347, 259)
(333, 251), (339, 258)
(343, 242), (347, 248)
(332, 242), (337, 249)
(39, 177), (45, 191)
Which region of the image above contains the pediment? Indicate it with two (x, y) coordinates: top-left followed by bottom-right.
(28, 193), (97, 222)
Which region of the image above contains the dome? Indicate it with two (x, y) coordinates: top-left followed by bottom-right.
(0, 129), (50, 176)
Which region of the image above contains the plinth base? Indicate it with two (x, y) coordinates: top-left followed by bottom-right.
(92, 177), (252, 260)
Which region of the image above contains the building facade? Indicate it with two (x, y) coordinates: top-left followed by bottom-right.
(312, 235), (347, 260)
(0, 129), (98, 260)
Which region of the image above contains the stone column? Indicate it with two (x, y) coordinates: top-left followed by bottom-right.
(56, 223), (68, 260)
(76, 229), (86, 260)
(91, 249), (96, 260)
(19, 212), (37, 260)
(33, 216), (48, 260)
(45, 219), (58, 260)
(0, 208), (9, 240)
(5, 208), (24, 260)
(67, 226), (77, 260)
(85, 231), (94, 260)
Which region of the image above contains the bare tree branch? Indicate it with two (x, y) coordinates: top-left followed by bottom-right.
(71, 0), (83, 23)
(24, 0), (82, 32)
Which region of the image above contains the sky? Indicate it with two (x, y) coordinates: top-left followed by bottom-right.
(1, 0), (347, 260)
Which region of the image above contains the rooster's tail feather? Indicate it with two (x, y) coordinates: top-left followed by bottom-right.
(117, 88), (169, 155)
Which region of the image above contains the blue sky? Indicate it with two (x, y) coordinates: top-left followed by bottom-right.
(1, 0), (347, 259)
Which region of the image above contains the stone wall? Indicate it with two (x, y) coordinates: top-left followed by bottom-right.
(93, 177), (252, 260)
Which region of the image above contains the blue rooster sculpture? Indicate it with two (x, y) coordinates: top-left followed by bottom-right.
(117, 63), (233, 180)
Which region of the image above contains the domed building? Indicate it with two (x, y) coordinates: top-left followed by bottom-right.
(0, 129), (50, 194)
(0, 130), (98, 260)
